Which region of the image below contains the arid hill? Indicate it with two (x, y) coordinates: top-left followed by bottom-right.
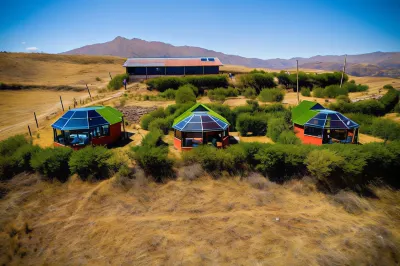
(62, 36), (400, 77)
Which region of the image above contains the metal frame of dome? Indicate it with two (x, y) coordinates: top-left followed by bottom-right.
(304, 109), (359, 130)
(52, 106), (122, 131)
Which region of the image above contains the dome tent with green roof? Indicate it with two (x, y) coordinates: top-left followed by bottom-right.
(172, 103), (231, 150)
(291, 100), (359, 145)
(51, 106), (125, 149)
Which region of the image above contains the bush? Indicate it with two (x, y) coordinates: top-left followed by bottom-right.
(383, 84), (394, 90)
(140, 114), (154, 130)
(301, 87), (311, 97)
(305, 149), (343, 186)
(141, 130), (165, 147)
(379, 88), (399, 114)
(258, 88), (284, 102)
(254, 144), (309, 181)
(236, 113), (268, 136)
(242, 87), (257, 99)
(159, 88), (176, 99)
(148, 117), (171, 135)
(371, 118), (400, 142)
(0, 156), (14, 181)
(69, 146), (113, 181)
(239, 73), (276, 92)
(12, 144), (41, 173)
(323, 85), (348, 98)
(277, 131), (301, 144)
(146, 75), (228, 92)
(312, 87), (324, 98)
(133, 145), (174, 180)
(343, 82), (368, 92)
(0, 135), (28, 157)
(208, 87), (239, 102)
(31, 147), (72, 182)
(108, 73), (129, 91)
(146, 77), (185, 92)
(267, 117), (290, 142)
(336, 95), (351, 103)
(175, 84), (197, 104)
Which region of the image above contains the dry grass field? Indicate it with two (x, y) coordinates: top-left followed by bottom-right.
(0, 53), (125, 86)
(1, 173), (399, 265)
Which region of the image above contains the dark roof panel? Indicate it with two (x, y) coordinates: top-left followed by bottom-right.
(123, 57), (223, 67)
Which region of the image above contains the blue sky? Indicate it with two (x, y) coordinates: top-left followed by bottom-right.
(0, 0), (399, 59)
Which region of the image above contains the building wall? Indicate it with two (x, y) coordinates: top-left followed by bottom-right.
(126, 66), (219, 76)
(91, 123), (122, 146)
(294, 124), (322, 145)
(174, 137), (182, 150)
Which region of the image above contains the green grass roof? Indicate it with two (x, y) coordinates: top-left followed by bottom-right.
(172, 103), (230, 126)
(292, 100), (321, 125)
(96, 106), (123, 125)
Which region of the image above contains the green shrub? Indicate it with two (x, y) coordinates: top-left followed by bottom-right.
(132, 145), (173, 180)
(336, 95), (351, 103)
(301, 87), (311, 97)
(69, 146), (113, 181)
(31, 147), (72, 182)
(208, 87), (239, 102)
(371, 118), (400, 142)
(0, 157), (14, 180)
(159, 88), (176, 99)
(146, 77), (184, 92)
(148, 117), (171, 135)
(146, 75), (228, 92)
(108, 73), (129, 91)
(236, 113), (268, 136)
(12, 144), (41, 173)
(183, 145), (236, 174)
(0, 135), (28, 157)
(343, 82), (368, 92)
(175, 84), (197, 104)
(305, 149), (343, 185)
(239, 73), (276, 92)
(379, 88), (399, 113)
(184, 75), (228, 89)
(312, 87), (324, 98)
(140, 114), (154, 130)
(258, 88), (284, 102)
(242, 87), (257, 99)
(267, 117), (290, 142)
(149, 108), (166, 118)
(394, 102), (400, 113)
(383, 84), (394, 90)
(141, 130), (165, 147)
(277, 131), (301, 144)
(255, 144), (309, 182)
(323, 85), (348, 98)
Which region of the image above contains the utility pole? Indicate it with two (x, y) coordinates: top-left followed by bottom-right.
(86, 84), (92, 101)
(59, 96), (64, 112)
(296, 60), (299, 104)
(340, 54), (347, 88)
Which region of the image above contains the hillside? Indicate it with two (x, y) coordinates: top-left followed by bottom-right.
(1, 173), (399, 265)
(0, 53), (125, 86)
(62, 37), (400, 77)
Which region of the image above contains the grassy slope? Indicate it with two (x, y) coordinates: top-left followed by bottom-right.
(0, 53), (125, 86)
(1, 174), (399, 265)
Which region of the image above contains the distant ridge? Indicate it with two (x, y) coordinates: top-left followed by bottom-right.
(62, 37), (400, 77)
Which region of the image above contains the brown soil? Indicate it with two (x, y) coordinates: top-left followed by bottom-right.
(117, 106), (158, 124)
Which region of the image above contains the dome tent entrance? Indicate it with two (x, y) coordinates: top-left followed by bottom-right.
(172, 103), (231, 150)
(292, 100), (359, 145)
(51, 106), (125, 149)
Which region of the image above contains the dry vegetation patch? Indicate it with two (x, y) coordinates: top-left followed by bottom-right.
(0, 174), (399, 265)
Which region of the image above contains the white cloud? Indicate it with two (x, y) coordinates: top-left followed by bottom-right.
(21, 41), (26, 45)
(26, 47), (39, 52)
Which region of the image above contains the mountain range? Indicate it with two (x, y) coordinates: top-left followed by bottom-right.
(63, 36), (400, 77)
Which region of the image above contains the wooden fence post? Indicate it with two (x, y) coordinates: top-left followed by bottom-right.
(86, 84), (92, 101)
(28, 125), (32, 137)
(109, 72), (113, 80)
(34, 112), (39, 128)
(60, 96), (64, 111)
